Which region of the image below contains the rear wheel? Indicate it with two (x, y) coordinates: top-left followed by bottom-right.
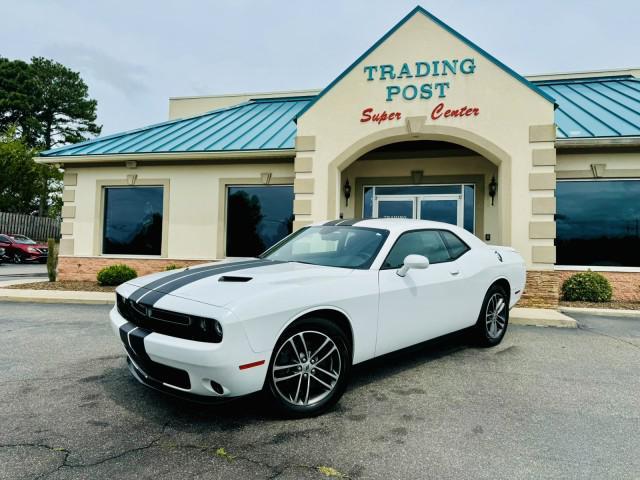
(12, 253), (22, 264)
(473, 284), (509, 347)
(266, 317), (351, 418)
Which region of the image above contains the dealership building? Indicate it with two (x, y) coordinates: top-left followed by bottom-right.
(38, 7), (640, 307)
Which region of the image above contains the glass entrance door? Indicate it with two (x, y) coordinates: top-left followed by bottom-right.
(365, 184), (475, 233)
(373, 193), (463, 227)
(418, 196), (462, 226)
(374, 196), (415, 219)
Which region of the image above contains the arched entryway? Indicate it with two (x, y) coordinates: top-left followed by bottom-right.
(323, 124), (512, 245)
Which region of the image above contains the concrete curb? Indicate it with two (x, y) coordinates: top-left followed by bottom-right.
(0, 288), (114, 305)
(560, 306), (640, 318)
(510, 307), (577, 328)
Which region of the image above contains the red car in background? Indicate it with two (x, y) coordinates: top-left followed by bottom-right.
(0, 234), (49, 263)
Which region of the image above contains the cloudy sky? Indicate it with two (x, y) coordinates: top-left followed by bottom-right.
(2, 1), (638, 135)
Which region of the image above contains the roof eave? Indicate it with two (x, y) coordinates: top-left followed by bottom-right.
(35, 149), (296, 165)
(555, 137), (640, 149)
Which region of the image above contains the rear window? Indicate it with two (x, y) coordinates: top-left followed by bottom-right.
(440, 230), (470, 260)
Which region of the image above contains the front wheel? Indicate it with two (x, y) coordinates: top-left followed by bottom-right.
(13, 253), (23, 264)
(473, 284), (509, 347)
(265, 318), (351, 418)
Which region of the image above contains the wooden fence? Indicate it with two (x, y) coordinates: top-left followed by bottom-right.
(0, 212), (61, 241)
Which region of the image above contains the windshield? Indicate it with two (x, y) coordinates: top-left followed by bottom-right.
(262, 226), (389, 269)
(12, 235), (36, 245)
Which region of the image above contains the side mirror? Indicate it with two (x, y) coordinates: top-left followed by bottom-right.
(396, 254), (429, 277)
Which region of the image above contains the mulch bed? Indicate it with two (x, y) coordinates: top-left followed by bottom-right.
(559, 300), (640, 310)
(7, 281), (116, 293)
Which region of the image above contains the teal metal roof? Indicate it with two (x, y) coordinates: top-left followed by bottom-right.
(40, 77), (640, 158)
(537, 76), (640, 139)
(40, 96), (312, 157)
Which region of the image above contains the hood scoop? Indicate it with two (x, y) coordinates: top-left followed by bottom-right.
(218, 275), (253, 283)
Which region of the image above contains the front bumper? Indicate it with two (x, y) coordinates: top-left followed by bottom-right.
(110, 307), (270, 400)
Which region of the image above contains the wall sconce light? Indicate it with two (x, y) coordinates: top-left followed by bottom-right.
(488, 176), (498, 206)
(343, 179), (352, 207)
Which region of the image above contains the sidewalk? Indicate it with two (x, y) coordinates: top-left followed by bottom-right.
(0, 286), (578, 327)
(560, 306), (640, 318)
(0, 288), (114, 305)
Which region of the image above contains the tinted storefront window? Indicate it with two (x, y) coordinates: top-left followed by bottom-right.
(226, 185), (294, 257)
(103, 186), (163, 255)
(556, 180), (640, 266)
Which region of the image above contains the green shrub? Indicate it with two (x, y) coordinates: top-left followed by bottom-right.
(97, 264), (138, 286)
(561, 271), (612, 302)
(46, 238), (58, 282)
(164, 263), (182, 271)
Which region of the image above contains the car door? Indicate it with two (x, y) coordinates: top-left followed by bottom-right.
(437, 229), (486, 330)
(375, 229), (469, 357)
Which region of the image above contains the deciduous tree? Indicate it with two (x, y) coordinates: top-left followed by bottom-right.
(0, 56), (101, 216)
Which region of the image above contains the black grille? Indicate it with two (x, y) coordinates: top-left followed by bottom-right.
(119, 323), (190, 389)
(116, 293), (222, 343)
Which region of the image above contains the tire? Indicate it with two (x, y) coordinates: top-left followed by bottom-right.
(265, 317), (351, 418)
(473, 284), (509, 347)
(13, 253), (22, 264)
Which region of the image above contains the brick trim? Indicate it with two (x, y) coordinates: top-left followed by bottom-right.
(57, 256), (211, 282)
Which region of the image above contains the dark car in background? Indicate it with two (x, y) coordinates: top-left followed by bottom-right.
(0, 234), (48, 263)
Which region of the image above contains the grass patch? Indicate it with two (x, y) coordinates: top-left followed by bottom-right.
(317, 466), (347, 478)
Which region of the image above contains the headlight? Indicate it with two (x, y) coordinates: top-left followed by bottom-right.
(27, 247), (38, 253)
(196, 317), (223, 343)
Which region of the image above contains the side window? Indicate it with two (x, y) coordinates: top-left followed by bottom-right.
(440, 230), (470, 260)
(103, 186), (164, 255)
(383, 230), (451, 269)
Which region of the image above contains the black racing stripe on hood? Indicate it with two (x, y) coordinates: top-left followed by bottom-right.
(135, 259), (279, 307)
(336, 218), (362, 226)
(128, 259), (262, 303)
(323, 219), (363, 226)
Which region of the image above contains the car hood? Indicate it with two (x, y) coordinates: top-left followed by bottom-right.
(124, 259), (354, 307)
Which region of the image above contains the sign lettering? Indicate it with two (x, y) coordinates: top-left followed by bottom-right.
(362, 58), (476, 102)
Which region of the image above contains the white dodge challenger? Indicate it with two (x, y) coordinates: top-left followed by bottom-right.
(111, 218), (526, 416)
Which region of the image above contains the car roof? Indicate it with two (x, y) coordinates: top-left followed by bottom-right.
(311, 218), (450, 232)
(309, 218), (485, 247)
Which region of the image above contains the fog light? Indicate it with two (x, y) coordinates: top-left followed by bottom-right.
(210, 380), (224, 395)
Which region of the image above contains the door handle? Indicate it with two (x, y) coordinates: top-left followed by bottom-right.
(450, 270), (460, 276)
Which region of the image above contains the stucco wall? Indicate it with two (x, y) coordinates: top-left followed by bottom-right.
(295, 11), (556, 269)
(60, 162), (294, 261)
(557, 151), (640, 178)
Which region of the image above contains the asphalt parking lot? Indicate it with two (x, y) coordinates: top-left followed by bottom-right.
(1, 303), (639, 480)
(0, 264), (47, 284)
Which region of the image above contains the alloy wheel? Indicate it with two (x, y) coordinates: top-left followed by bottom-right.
(13, 254), (22, 264)
(485, 292), (506, 339)
(271, 330), (342, 407)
